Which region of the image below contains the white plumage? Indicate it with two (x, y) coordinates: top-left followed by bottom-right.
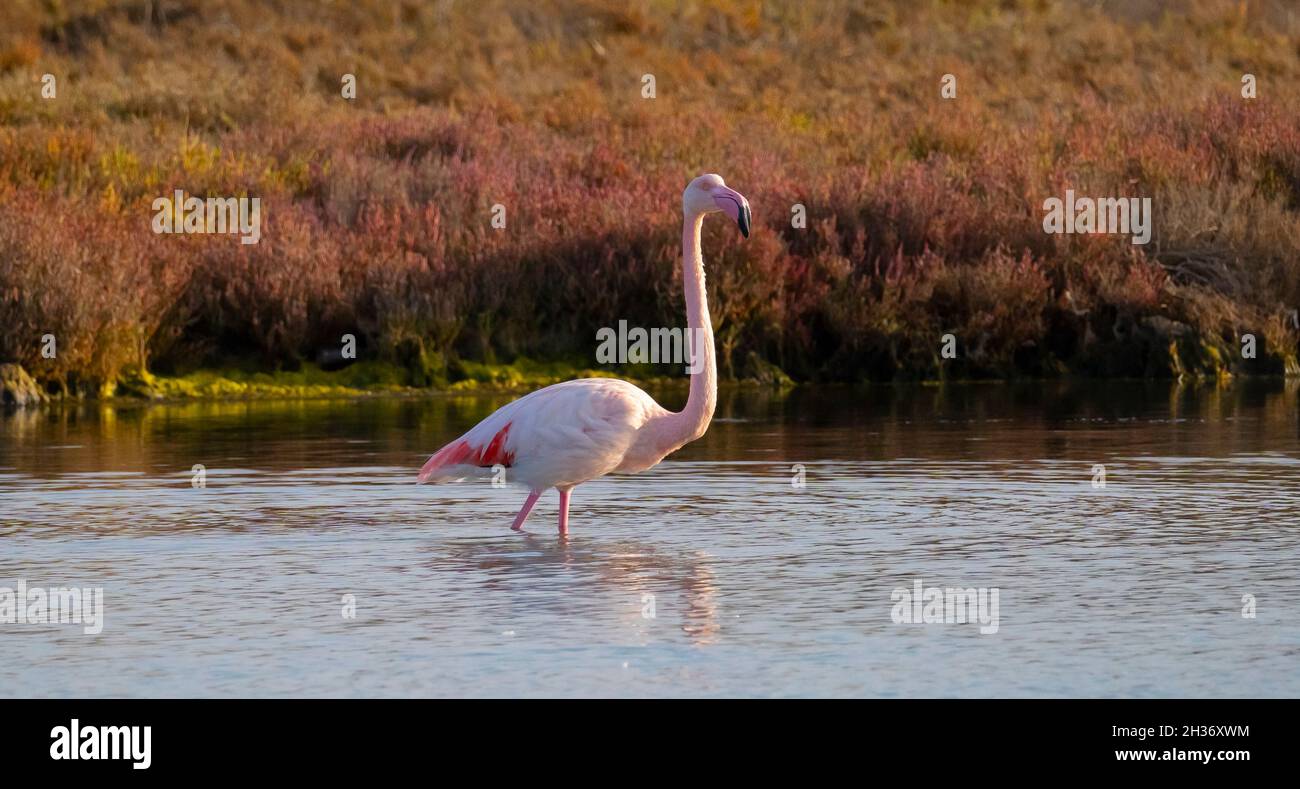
(418, 378), (666, 491)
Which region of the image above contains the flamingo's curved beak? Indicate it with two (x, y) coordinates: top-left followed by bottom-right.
(711, 186), (751, 238)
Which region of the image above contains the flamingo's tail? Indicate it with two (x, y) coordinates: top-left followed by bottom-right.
(416, 440), (474, 483)
(417, 423), (514, 484)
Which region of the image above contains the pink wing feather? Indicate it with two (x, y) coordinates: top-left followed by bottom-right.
(417, 421), (514, 481)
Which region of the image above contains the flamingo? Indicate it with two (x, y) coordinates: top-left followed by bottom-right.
(417, 173), (751, 535)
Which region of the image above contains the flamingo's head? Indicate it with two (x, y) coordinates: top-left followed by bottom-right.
(684, 173), (751, 238)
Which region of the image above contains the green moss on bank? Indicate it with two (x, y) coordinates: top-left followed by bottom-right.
(109, 358), (672, 401)
(92, 353), (800, 401)
(122, 362), (406, 400)
(448, 358), (619, 391)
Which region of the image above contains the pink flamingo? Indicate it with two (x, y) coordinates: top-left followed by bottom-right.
(418, 174), (751, 535)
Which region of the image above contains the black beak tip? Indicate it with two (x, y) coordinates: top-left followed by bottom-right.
(739, 205), (751, 238)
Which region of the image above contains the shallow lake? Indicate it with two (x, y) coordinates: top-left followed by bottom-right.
(2, 380), (1298, 697)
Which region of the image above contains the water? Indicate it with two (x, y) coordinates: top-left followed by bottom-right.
(2, 381), (1298, 698)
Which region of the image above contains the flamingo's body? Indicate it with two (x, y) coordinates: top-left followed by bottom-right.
(418, 174), (751, 534)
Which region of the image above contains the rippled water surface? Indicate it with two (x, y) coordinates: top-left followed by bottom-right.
(3, 381), (1299, 697)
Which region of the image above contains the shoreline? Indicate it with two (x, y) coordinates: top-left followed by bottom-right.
(4, 361), (1297, 409)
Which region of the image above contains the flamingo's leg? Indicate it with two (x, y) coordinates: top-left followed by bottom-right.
(510, 489), (542, 532)
(557, 487), (572, 536)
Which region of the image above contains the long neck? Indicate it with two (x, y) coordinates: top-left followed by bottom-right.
(653, 211), (716, 450)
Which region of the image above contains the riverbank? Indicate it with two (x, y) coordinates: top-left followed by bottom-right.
(1, 358), (697, 405)
(3, 337), (1295, 408)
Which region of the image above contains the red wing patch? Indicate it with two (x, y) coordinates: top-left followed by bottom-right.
(418, 422), (514, 482)
(474, 422), (514, 467)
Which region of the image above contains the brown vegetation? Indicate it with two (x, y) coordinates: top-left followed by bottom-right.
(0, 0), (1297, 394)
